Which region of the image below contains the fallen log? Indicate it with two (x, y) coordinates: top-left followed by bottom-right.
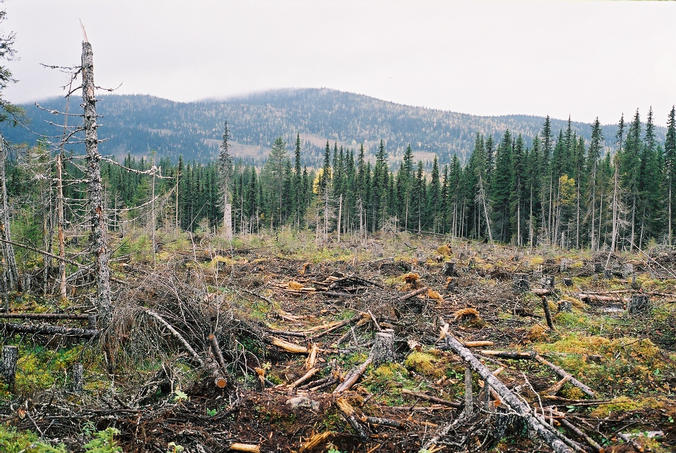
(333, 355), (373, 393)
(336, 397), (369, 440)
(443, 334), (576, 453)
(578, 293), (629, 304)
(269, 337), (308, 354)
(288, 367), (319, 390)
(229, 443), (260, 453)
(0, 322), (98, 338)
(559, 418), (602, 452)
(398, 286), (428, 302)
(462, 340), (494, 348)
(0, 313), (90, 320)
(305, 343), (319, 370)
(479, 350), (536, 360)
(534, 354), (596, 398)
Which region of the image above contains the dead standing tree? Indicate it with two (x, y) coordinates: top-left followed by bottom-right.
(0, 136), (18, 299)
(81, 37), (112, 327)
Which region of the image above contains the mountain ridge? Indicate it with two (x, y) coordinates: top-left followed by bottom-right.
(1, 88), (662, 165)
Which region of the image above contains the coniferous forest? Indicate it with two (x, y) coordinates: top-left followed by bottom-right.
(22, 107), (670, 251)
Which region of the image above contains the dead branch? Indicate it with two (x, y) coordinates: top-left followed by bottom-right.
(534, 354), (596, 398)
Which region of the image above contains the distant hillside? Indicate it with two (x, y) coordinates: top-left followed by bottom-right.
(0, 88), (657, 166)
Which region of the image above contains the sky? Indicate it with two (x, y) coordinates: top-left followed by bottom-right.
(2, 0), (675, 126)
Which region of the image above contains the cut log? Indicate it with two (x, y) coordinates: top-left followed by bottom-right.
(336, 397), (369, 440)
(398, 286), (428, 302)
(0, 322), (98, 338)
(443, 335), (575, 453)
(463, 340), (494, 348)
(479, 350), (536, 360)
(288, 367), (319, 390)
(334, 355), (373, 393)
(208, 333), (228, 372)
(534, 355), (595, 398)
(544, 376), (570, 396)
(270, 337), (308, 354)
(229, 444), (260, 453)
(578, 293), (628, 304)
(305, 343), (318, 370)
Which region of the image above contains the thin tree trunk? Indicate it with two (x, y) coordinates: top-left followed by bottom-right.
(0, 136), (18, 293)
(175, 169), (179, 231)
(151, 162), (156, 268)
(337, 194), (342, 242)
(82, 38), (112, 327)
(56, 152), (67, 300)
(478, 174), (492, 242)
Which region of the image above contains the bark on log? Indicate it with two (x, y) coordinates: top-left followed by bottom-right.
(336, 397), (369, 440)
(0, 322), (98, 337)
(334, 355), (373, 393)
(1, 345), (17, 392)
(0, 313), (90, 320)
(398, 286), (428, 302)
(479, 350), (536, 360)
(288, 367), (318, 390)
(443, 335), (575, 453)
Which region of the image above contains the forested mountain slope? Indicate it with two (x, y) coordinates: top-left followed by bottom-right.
(1, 88), (659, 165)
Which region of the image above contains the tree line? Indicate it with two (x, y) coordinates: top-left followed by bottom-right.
(27, 106), (669, 251)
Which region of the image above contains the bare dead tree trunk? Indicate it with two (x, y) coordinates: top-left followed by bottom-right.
(56, 152), (67, 300)
(337, 193), (342, 242)
(174, 170), (180, 231)
(82, 39), (112, 327)
(0, 136), (18, 294)
(478, 174), (493, 242)
(151, 162), (156, 268)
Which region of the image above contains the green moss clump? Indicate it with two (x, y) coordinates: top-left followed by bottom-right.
(404, 351), (442, 377)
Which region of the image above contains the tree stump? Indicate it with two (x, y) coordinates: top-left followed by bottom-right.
(371, 329), (394, 364)
(1, 345), (18, 392)
(628, 295), (650, 314)
(541, 275), (555, 288)
(442, 261), (457, 277)
(512, 274), (530, 293)
(559, 259), (570, 273)
(557, 300), (572, 313)
(594, 262), (604, 274)
(621, 263), (634, 279)
(71, 362), (84, 393)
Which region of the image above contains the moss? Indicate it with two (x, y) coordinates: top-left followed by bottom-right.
(404, 351), (442, 377)
(591, 396), (669, 418)
(534, 335), (674, 395)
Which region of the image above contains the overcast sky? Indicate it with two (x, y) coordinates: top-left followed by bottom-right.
(2, 0), (675, 125)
